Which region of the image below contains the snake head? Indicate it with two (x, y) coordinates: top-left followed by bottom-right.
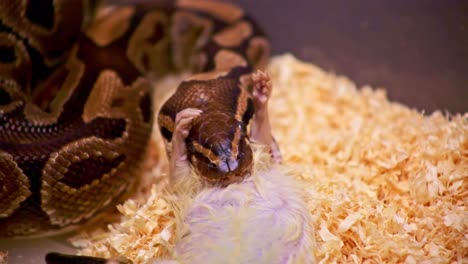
(187, 112), (253, 186)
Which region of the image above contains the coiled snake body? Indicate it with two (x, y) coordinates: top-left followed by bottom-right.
(0, 0), (269, 237)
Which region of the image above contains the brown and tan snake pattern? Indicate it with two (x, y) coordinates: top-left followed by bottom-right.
(0, 0), (270, 237)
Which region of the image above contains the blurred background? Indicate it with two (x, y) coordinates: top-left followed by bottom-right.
(232, 0), (467, 114)
(112, 0), (467, 113)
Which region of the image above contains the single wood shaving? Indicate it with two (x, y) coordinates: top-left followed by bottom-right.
(0, 251), (7, 264)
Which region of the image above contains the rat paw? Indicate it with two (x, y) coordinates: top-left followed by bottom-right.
(252, 70), (272, 109)
(170, 108), (202, 182)
(173, 108), (203, 140)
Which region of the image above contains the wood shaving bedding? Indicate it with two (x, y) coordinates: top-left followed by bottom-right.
(0, 251), (7, 264)
(72, 54), (467, 263)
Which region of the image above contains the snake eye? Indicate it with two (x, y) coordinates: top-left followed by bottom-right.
(237, 122), (246, 132)
(208, 163), (216, 169)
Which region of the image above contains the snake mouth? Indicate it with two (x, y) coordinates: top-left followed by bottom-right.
(191, 137), (254, 186)
(218, 157), (239, 173)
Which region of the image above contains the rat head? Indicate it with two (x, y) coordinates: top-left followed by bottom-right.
(187, 112), (253, 186)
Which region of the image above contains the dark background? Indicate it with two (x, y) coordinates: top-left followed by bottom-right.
(120, 0), (467, 113)
(231, 0), (467, 114)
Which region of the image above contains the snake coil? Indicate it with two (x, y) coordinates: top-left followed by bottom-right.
(0, 0), (269, 237)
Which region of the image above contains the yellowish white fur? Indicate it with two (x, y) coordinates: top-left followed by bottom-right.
(154, 150), (316, 264)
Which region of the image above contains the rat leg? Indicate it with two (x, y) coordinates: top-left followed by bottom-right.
(169, 108), (202, 183)
(250, 70), (282, 163)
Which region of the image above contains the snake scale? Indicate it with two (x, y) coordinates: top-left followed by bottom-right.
(0, 0), (270, 237)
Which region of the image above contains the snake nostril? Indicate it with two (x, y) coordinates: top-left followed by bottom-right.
(111, 97), (124, 108)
